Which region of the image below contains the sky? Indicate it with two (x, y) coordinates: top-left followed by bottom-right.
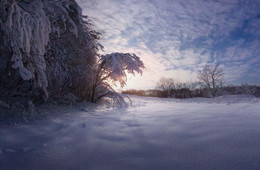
(76, 0), (260, 90)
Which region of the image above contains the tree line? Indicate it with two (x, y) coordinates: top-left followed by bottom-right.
(123, 64), (260, 98)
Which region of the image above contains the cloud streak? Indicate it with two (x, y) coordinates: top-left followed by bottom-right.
(76, 0), (260, 89)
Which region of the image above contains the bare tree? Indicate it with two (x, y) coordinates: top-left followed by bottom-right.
(156, 77), (176, 97)
(197, 64), (224, 97)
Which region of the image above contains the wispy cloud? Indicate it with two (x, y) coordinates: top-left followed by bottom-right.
(76, 0), (260, 88)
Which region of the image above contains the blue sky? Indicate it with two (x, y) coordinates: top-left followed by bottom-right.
(76, 0), (260, 89)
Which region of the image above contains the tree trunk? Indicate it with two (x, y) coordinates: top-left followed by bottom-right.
(91, 86), (96, 103)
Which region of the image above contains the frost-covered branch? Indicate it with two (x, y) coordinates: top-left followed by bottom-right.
(91, 52), (145, 103)
(4, 0), (51, 97)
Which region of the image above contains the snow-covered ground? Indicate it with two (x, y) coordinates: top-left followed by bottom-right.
(1, 95), (260, 170)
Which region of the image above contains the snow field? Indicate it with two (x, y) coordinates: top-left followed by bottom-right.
(0, 95), (260, 170)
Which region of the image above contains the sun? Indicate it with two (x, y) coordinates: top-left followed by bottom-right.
(111, 72), (135, 92)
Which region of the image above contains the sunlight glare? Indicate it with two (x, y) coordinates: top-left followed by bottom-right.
(112, 72), (135, 92)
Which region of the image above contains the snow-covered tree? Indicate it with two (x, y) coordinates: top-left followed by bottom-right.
(2, 0), (51, 98)
(43, 0), (102, 101)
(197, 64), (224, 97)
(0, 0), (144, 107)
(90, 53), (145, 103)
(0, 0), (102, 103)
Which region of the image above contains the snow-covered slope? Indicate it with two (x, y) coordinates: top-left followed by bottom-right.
(0, 95), (260, 170)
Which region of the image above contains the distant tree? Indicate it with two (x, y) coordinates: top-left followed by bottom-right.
(90, 53), (144, 104)
(156, 77), (176, 97)
(184, 81), (200, 97)
(197, 63), (224, 97)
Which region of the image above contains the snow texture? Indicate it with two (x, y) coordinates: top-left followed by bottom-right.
(0, 95), (260, 170)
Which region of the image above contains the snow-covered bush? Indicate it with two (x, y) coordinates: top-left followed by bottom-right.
(91, 53), (144, 103)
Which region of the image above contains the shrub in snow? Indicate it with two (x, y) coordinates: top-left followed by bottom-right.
(90, 53), (144, 103)
(156, 77), (197, 98)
